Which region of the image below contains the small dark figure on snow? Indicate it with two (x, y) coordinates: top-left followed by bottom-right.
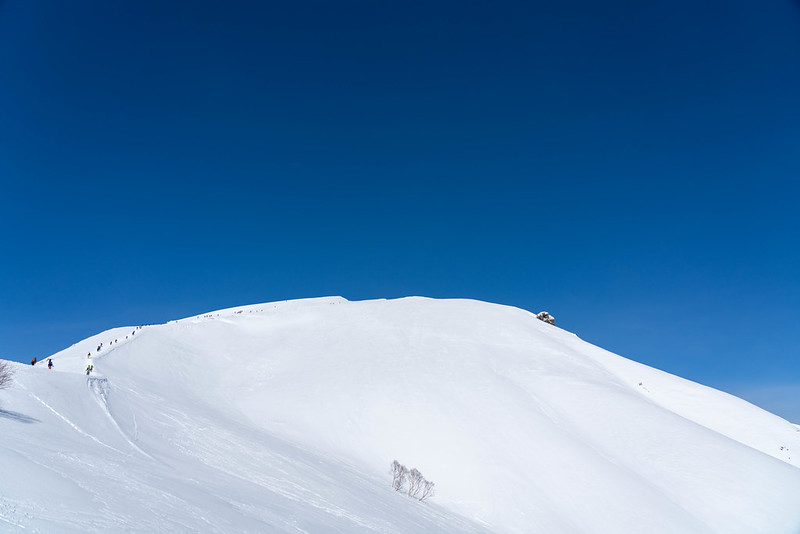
(48, 359), (53, 369)
(86, 365), (94, 375)
(31, 357), (37, 366)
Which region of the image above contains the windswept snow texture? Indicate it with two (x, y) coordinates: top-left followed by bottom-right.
(1, 297), (799, 533)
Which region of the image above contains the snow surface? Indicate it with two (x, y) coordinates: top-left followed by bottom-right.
(1, 297), (799, 533)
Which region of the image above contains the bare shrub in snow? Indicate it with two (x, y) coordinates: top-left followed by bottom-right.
(536, 311), (555, 325)
(0, 361), (14, 390)
(390, 460), (408, 491)
(391, 461), (435, 502)
(407, 468), (424, 498)
(418, 479), (435, 502)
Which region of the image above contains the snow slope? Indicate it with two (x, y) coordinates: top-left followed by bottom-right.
(1, 297), (799, 533)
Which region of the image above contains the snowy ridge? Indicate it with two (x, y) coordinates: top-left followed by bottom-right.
(1, 297), (799, 533)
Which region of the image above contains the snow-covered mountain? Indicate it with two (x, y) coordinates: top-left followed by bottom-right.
(1, 297), (799, 533)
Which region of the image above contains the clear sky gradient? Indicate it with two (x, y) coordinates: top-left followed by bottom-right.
(2, 1), (799, 420)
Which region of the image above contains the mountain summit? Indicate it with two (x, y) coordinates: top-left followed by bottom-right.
(1, 297), (799, 533)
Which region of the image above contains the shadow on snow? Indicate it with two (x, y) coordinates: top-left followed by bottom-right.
(0, 408), (40, 423)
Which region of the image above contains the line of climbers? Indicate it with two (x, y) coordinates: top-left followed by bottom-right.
(87, 325), (144, 359)
(31, 325), (147, 370)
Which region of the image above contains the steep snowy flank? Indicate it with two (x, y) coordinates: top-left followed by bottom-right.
(1, 297), (799, 533)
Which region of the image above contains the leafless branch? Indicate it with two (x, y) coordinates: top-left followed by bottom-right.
(0, 361), (14, 390)
(418, 479), (435, 502)
(390, 460), (408, 491)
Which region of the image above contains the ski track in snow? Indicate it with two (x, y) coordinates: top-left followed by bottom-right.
(0, 503), (27, 531)
(86, 377), (154, 460)
(28, 392), (122, 453)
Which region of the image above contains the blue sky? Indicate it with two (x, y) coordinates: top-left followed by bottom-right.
(1, 1), (799, 420)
